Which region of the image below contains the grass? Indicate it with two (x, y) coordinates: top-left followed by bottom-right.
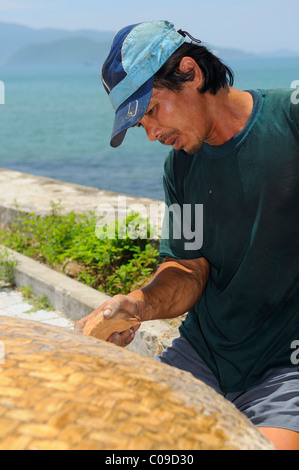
(0, 202), (162, 296)
(0, 247), (17, 287)
(19, 286), (54, 313)
(0, 248), (53, 312)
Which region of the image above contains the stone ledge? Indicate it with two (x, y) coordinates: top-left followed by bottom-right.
(0, 169), (164, 225)
(2, 247), (109, 321)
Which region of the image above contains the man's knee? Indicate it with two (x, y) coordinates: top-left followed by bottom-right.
(258, 427), (299, 450)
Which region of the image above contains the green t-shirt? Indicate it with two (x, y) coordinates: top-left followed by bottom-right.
(159, 88), (299, 393)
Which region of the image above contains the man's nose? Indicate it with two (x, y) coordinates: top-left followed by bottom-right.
(145, 124), (163, 142)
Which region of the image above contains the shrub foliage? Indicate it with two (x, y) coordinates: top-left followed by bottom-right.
(0, 203), (161, 295)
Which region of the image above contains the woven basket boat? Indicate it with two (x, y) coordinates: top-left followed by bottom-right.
(0, 316), (274, 450)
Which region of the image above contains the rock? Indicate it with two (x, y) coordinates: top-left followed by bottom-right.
(127, 318), (182, 357)
(0, 316), (274, 450)
(63, 260), (84, 279)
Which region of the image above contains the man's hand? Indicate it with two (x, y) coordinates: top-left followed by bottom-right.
(74, 294), (142, 347)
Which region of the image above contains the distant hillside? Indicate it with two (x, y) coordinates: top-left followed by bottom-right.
(1, 20), (298, 67)
(5, 36), (111, 66)
(5, 38), (259, 67)
(0, 20), (114, 65)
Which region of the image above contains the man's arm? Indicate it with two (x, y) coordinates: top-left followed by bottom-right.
(74, 256), (210, 346)
(128, 256), (210, 321)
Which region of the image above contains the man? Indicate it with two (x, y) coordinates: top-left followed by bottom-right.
(75, 21), (299, 449)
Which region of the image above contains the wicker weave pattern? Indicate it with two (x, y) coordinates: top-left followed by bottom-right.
(0, 317), (273, 450)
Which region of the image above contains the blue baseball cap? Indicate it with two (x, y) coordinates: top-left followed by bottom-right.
(101, 21), (186, 147)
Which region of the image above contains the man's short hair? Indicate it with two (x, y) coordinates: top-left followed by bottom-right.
(154, 42), (234, 95)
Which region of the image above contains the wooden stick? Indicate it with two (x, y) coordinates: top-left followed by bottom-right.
(82, 309), (140, 341)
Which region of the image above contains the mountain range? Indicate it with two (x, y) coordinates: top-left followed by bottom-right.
(1, 20), (299, 67)
(0, 21), (114, 66)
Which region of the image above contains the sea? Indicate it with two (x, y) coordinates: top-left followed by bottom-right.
(0, 57), (299, 201)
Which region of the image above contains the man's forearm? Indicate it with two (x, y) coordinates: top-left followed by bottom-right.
(128, 257), (210, 322)
(74, 257), (210, 348)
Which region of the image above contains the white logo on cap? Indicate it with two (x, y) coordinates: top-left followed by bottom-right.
(128, 100), (138, 117)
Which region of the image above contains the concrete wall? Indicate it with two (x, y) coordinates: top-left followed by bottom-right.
(0, 169), (164, 225)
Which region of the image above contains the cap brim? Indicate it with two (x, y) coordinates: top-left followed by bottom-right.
(110, 76), (154, 148)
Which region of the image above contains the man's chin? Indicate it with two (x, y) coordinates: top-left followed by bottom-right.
(184, 141), (204, 155)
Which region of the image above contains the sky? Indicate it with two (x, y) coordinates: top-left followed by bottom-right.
(1, 0), (299, 55)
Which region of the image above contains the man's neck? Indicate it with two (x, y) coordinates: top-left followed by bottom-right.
(205, 87), (254, 146)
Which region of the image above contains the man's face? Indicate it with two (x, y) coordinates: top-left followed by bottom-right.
(135, 84), (211, 154)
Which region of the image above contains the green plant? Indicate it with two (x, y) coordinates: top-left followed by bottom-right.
(0, 247), (17, 286)
(0, 203), (162, 295)
(19, 286), (54, 313)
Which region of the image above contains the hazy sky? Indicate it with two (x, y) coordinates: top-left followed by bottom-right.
(1, 0), (299, 54)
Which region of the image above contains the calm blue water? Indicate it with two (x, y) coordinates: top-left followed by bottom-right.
(0, 58), (298, 200)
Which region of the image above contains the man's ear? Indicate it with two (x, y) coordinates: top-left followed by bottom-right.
(179, 56), (196, 74)
(179, 57), (204, 87)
